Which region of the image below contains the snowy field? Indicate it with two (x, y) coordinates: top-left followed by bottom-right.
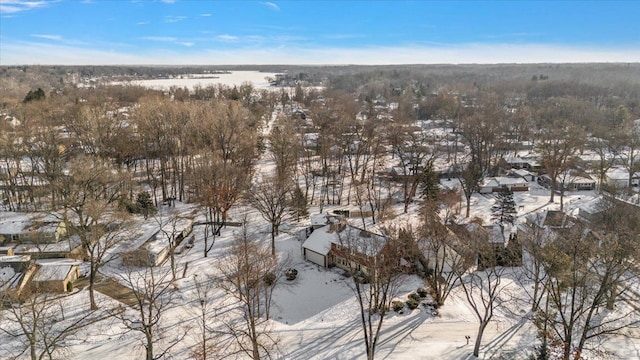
(111, 71), (279, 91)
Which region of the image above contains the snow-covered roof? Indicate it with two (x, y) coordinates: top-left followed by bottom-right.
(0, 255), (31, 264)
(481, 177), (528, 187)
(606, 167), (640, 180)
(33, 259), (80, 281)
(13, 236), (81, 253)
(303, 224), (386, 257)
(484, 225), (505, 243)
(310, 214), (328, 227)
(303, 225), (333, 255)
(0, 212), (61, 235)
(510, 168), (535, 177)
(503, 156), (540, 166)
(0, 266), (22, 291)
(576, 197), (608, 216)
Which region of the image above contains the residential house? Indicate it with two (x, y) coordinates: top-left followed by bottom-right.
(448, 222), (522, 269)
(605, 167), (640, 189)
(479, 177), (529, 194)
(503, 156), (542, 172)
(121, 218), (194, 267)
(0, 212), (67, 245)
(31, 259), (81, 293)
(302, 222), (389, 277)
(0, 254), (37, 299)
(538, 174), (596, 191)
(508, 168), (537, 182)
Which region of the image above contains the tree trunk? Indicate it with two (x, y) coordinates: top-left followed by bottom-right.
(473, 321), (488, 357)
(30, 337), (36, 360)
(89, 265), (98, 310)
(271, 226), (276, 256)
(562, 341), (571, 360)
(466, 196), (471, 218)
(146, 330), (154, 360)
(607, 280), (617, 310)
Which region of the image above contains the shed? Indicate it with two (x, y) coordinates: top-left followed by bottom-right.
(31, 259), (81, 293)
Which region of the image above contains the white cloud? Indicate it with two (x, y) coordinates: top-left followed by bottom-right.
(164, 15), (186, 23)
(2, 41), (639, 65)
(216, 34), (238, 41)
(159, 0), (177, 3)
(264, 2), (279, 11)
(137, 21), (149, 25)
(323, 34), (365, 40)
(30, 33), (62, 41)
(141, 36), (177, 42)
(0, 0), (50, 14)
(200, 13), (211, 17)
(179, 42), (194, 47)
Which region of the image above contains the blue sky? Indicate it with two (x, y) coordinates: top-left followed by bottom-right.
(1, 0), (639, 65)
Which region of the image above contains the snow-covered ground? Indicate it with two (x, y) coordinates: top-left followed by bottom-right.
(2, 112), (638, 359)
(111, 71), (279, 91)
(3, 187), (639, 359)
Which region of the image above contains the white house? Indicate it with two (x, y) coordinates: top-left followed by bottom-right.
(479, 177), (529, 194)
(605, 167), (640, 188)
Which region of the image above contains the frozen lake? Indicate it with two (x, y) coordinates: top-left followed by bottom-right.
(112, 70), (279, 91)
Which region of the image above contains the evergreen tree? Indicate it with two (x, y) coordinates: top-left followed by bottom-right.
(23, 87), (46, 103)
(136, 191), (156, 219)
(420, 162), (440, 203)
(289, 185), (308, 222)
(491, 187), (517, 237)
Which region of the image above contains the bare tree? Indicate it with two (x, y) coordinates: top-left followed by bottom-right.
(536, 99), (587, 204)
(538, 201), (640, 360)
(249, 174), (291, 256)
(216, 223), (282, 359)
(190, 274), (222, 360)
(454, 227), (509, 358)
(0, 285), (112, 360)
(154, 209), (192, 282)
(268, 119), (300, 182)
(57, 155), (130, 310)
(336, 224), (405, 360)
(518, 214), (552, 313)
(388, 124), (437, 213)
(117, 265), (185, 360)
(458, 162), (483, 218)
(188, 100), (257, 257)
(416, 205), (470, 306)
(617, 117), (640, 191)
(588, 133), (620, 193)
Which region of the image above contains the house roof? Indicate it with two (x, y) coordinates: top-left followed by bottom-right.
(310, 214), (328, 227)
(481, 176), (528, 188)
(0, 266), (21, 291)
(302, 225), (333, 255)
(302, 223), (386, 257)
(606, 167), (640, 180)
(33, 259), (80, 281)
(510, 168), (535, 177)
(0, 212), (61, 236)
(526, 210), (575, 228)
